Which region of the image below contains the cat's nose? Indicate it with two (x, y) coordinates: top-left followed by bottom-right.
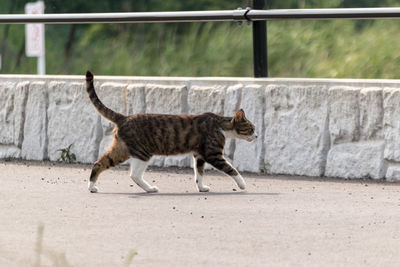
(247, 133), (258, 142)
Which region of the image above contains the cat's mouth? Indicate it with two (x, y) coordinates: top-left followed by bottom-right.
(244, 134), (258, 142)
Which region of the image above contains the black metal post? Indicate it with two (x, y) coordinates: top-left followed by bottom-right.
(252, 0), (268, 77)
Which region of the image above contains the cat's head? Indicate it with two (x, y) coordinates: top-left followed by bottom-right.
(232, 109), (257, 142)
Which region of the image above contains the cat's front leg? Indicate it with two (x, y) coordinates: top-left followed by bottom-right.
(232, 173), (246, 190)
(205, 154), (246, 190)
(129, 157), (159, 193)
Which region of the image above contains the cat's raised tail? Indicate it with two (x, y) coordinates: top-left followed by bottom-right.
(85, 70), (126, 125)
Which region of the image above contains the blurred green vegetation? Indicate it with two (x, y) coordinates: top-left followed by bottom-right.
(2, 0), (400, 78)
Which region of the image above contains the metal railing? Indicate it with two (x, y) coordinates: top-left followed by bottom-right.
(2, 4), (400, 77)
(3, 7), (400, 24)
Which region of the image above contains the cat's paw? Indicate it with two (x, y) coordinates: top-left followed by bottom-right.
(238, 181), (246, 190)
(88, 182), (99, 193)
(146, 186), (159, 193)
(233, 175), (246, 190)
(198, 185), (210, 192)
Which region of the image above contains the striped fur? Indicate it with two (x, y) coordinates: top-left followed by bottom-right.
(85, 71), (256, 193)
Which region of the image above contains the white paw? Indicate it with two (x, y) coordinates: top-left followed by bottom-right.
(146, 186), (159, 193)
(198, 185), (210, 192)
(238, 182), (246, 190)
(88, 182), (98, 193)
(233, 175), (246, 190)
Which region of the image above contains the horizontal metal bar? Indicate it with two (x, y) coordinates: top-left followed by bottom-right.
(248, 8), (400, 20)
(1, 8), (400, 25)
(0, 10), (245, 24)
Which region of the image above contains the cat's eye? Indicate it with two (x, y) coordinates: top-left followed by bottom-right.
(247, 128), (255, 135)
(237, 127), (254, 135)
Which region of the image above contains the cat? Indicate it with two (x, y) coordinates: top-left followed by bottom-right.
(85, 70), (257, 193)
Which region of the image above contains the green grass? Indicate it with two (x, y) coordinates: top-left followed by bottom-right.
(2, 19), (400, 78)
(268, 19), (400, 78)
(65, 23), (253, 77)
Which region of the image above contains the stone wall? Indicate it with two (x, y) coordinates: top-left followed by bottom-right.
(1, 74), (400, 180)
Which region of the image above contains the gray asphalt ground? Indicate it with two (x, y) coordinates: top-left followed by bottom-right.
(1, 160), (400, 267)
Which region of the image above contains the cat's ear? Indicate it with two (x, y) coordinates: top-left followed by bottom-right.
(235, 109), (245, 119)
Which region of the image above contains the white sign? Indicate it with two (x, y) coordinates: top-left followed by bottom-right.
(25, 1), (45, 57)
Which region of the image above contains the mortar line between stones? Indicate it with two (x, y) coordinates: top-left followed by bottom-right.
(183, 80), (191, 114)
(18, 82), (29, 149)
(259, 85), (266, 172)
(319, 85), (331, 177)
(320, 109), (331, 176)
(44, 81), (49, 160)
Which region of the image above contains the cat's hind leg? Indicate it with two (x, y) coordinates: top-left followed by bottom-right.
(88, 137), (130, 193)
(129, 157), (158, 193)
(193, 155), (210, 192)
(204, 153), (246, 190)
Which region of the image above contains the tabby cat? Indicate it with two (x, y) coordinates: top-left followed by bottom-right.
(85, 71), (257, 193)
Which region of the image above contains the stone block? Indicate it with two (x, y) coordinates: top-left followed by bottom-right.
(359, 87), (383, 140)
(328, 86), (360, 145)
(0, 81), (29, 158)
(47, 82), (102, 163)
(0, 145), (21, 158)
(385, 163), (400, 181)
(0, 82), (17, 145)
(383, 87), (400, 161)
(188, 85), (225, 115)
(0, 81), (28, 155)
(145, 84), (188, 167)
(126, 83), (146, 115)
(164, 155), (192, 168)
(233, 84), (264, 172)
(21, 82), (48, 160)
(325, 141), (385, 179)
(264, 84), (329, 176)
(145, 84), (187, 114)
